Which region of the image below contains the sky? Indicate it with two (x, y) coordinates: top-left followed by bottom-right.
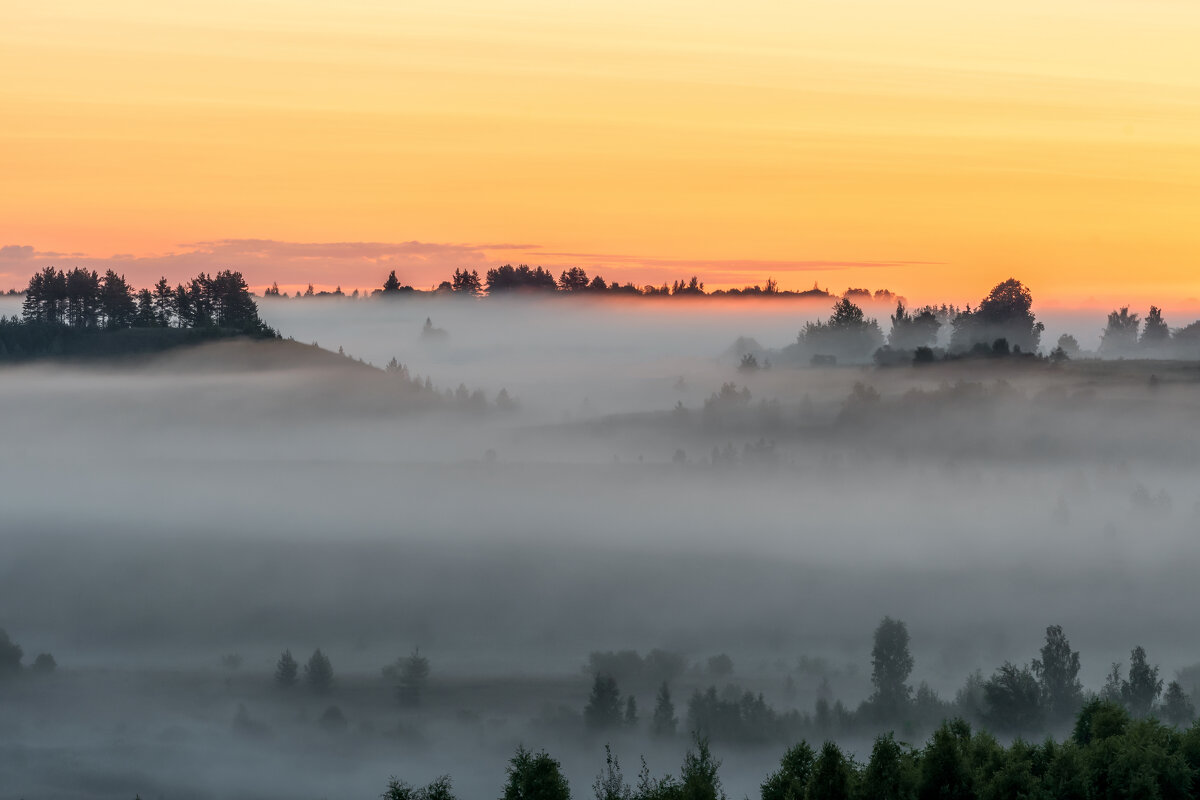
(3, 0), (1200, 305)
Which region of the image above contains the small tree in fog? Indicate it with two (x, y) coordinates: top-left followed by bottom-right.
(31, 653), (56, 675)
(624, 696), (638, 728)
(275, 649), (298, 688)
(1032, 625), (1083, 724)
(651, 682), (678, 738)
(0, 628), (23, 677)
(585, 674), (623, 732)
(304, 648), (333, 694)
(1121, 646), (1163, 717)
(593, 744), (632, 800)
(396, 648), (431, 707)
(706, 654), (733, 678)
(1162, 681), (1195, 727)
(870, 617), (914, 719)
(502, 745), (571, 800)
(982, 662), (1043, 734)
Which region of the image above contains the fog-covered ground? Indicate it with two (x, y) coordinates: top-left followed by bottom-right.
(2, 295), (1200, 798)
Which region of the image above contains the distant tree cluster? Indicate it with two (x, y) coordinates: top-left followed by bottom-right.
(22, 267), (270, 333)
(1, 267), (274, 361)
(0, 628), (56, 679)
(573, 619), (1192, 750)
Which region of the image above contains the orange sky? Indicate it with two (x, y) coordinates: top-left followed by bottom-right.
(3, 0), (1200, 305)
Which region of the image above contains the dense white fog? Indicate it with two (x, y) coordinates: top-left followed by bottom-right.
(3, 295), (1200, 798)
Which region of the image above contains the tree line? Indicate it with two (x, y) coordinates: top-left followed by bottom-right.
(578, 619), (1194, 747)
(383, 699), (1200, 800)
(261, 267), (896, 302)
(21, 266), (270, 333)
(0, 267), (274, 360)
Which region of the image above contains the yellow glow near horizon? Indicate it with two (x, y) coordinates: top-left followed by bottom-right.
(3, 0), (1200, 304)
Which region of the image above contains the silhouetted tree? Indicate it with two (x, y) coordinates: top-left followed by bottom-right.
(870, 616), (914, 719)
(397, 648), (431, 706)
(950, 278), (1043, 353)
(586, 674), (623, 732)
(451, 268), (482, 295)
(1121, 646), (1162, 717)
(651, 682), (678, 738)
(31, 653), (56, 674)
(1142, 306), (1170, 347)
(1100, 307), (1140, 356)
(982, 662), (1043, 734)
(382, 270), (403, 293)
(502, 746), (571, 800)
(304, 648), (333, 694)
(1161, 681), (1194, 727)
(275, 649), (298, 688)
(485, 264), (558, 293)
(624, 696), (638, 728)
(559, 267), (590, 292)
(99, 270), (136, 328)
(888, 301), (941, 350)
(1032, 625), (1083, 725)
(0, 628), (23, 677)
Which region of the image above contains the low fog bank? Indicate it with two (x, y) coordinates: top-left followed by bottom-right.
(4, 298), (1200, 797)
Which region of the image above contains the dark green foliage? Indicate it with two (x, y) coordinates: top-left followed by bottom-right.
(686, 686), (782, 744)
(1142, 306), (1170, 345)
(859, 733), (913, 800)
(0, 628), (23, 677)
(652, 682), (678, 738)
(586, 674), (624, 732)
(1073, 699), (1129, 745)
(982, 663), (1042, 735)
(275, 649), (298, 688)
(808, 741), (852, 800)
(678, 738), (725, 800)
(760, 741), (815, 800)
(503, 746), (572, 800)
(384, 701), (1200, 800)
(870, 617), (914, 720)
(917, 721), (974, 800)
(303, 648), (333, 694)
